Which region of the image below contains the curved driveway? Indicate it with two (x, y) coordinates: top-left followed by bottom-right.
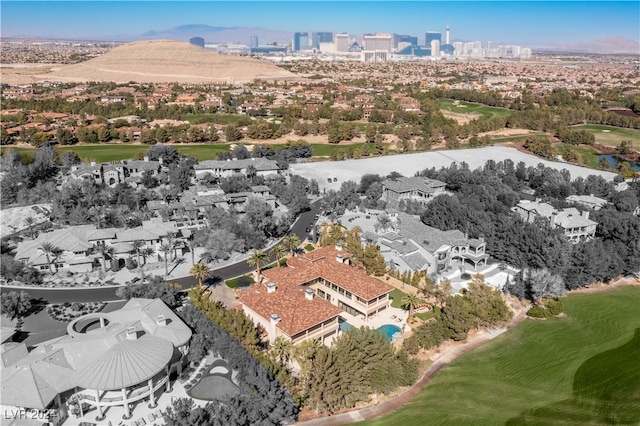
(1, 199), (323, 303)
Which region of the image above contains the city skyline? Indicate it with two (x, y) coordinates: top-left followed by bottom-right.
(1, 1), (639, 46)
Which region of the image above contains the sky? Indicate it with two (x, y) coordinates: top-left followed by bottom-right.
(1, 1), (639, 46)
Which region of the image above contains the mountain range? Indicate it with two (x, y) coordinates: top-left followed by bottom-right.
(2, 24), (639, 54)
(532, 37), (640, 55)
(135, 24), (293, 45)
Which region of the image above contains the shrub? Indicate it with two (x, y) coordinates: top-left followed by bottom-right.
(527, 305), (549, 318)
(545, 298), (564, 316)
(460, 273), (471, 280)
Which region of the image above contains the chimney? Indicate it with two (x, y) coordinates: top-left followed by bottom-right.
(336, 253), (344, 263)
(158, 157), (163, 165)
(305, 288), (314, 300)
(126, 326), (138, 340)
(581, 211), (589, 220)
(335, 243), (342, 251)
(155, 314), (166, 327)
(266, 282), (277, 293)
(91, 161), (96, 167)
(270, 313), (281, 338)
(143, 156), (149, 162)
(550, 212), (558, 227)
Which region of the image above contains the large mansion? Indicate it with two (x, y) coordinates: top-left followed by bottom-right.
(239, 245), (394, 345)
(381, 176), (447, 207)
(1, 298), (191, 424)
(374, 212), (488, 276)
(14, 219), (189, 274)
(512, 200), (598, 243)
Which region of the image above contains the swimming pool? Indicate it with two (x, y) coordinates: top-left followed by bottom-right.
(378, 324), (402, 340)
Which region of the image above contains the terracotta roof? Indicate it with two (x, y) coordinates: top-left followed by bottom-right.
(240, 283), (342, 337)
(263, 247), (388, 300)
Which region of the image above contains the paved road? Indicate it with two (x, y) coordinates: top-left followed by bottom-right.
(0, 198), (323, 303)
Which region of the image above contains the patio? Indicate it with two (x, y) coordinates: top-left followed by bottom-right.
(61, 376), (207, 426)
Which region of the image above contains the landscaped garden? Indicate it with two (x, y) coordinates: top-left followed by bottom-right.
(47, 301), (106, 322)
(186, 358), (241, 401)
(361, 285), (640, 425)
(225, 275), (255, 289)
(439, 99), (514, 120)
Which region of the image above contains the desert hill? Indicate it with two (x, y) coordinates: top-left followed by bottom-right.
(1, 40), (295, 84)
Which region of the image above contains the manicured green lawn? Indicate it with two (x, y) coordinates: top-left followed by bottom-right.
(361, 286), (640, 425)
(0, 143), (232, 162)
(225, 275), (255, 289)
(439, 99), (514, 119)
(389, 288), (409, 309)
(573, 124), (640, 149)
(557, 144), (601, 169)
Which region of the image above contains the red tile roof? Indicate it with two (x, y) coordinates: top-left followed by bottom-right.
(239, 283), (342, 337)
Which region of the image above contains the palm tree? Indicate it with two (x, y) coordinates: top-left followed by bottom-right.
(199, 250), (217, 265)
(159, 243), (172, 277)
(247, 249), (269, 279)
(24, 216), (36, 239)
(283, 234), (301, 258)
(96, 243), (114, 273)
(271, 244), (288, 268)
(38, 242), (61, 275)
(272, 337), (293, 364)
(187, 237), (198, 266)
(401, 292), (421, 319)
(140, 246), (155, 265)
(189, 262), (211, 291)
(131, 240), (145, 279)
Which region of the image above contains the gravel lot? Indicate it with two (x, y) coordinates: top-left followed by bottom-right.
(290, 146), (618, 191)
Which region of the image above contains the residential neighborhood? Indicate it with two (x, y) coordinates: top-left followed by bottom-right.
(1, 19), (639, 426)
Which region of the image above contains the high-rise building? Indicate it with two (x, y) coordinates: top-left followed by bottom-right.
(312, 32), (334, 49)
(425, 31), (441, 47)
(361, 50), (388, 63)
(445, 25), (450, 45)
(293, 32), (311, 51)
(430, 39), (441, 57)
(335, 33), (350, 52)
(189, 37), (205, 48)
(393, 34), (418, 49)
(249, 35), (259, 49)
(363, 33), (392, 53)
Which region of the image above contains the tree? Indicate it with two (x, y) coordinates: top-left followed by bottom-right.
(116, 277), (181, 308)
(527, 268), (567, 301)
(140, 246), (155, 265)
(441, 295), (475, 341)
(189, 262), (211, 291)
(283, 234), (301, 258)
(24, 216), (37, 239)
(1, 290), (32, 320)
(224, 124), (243, 142)
(56, 128), (76, 145)
(96, 243), (114, 273)
(247, 249), (269, 280)
(271, 336), (293, 364)
(271, 243), (288, 268)
(401, 292), (421, 319)
(38, 242), (61, 275)
(160, 243), (172, 277)
(131, 240), (145, 280)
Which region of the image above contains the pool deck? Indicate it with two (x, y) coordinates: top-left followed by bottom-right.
(330, 304), (411, 344)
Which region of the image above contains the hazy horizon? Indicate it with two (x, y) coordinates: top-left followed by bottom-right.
(1, 1), (639, 46)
